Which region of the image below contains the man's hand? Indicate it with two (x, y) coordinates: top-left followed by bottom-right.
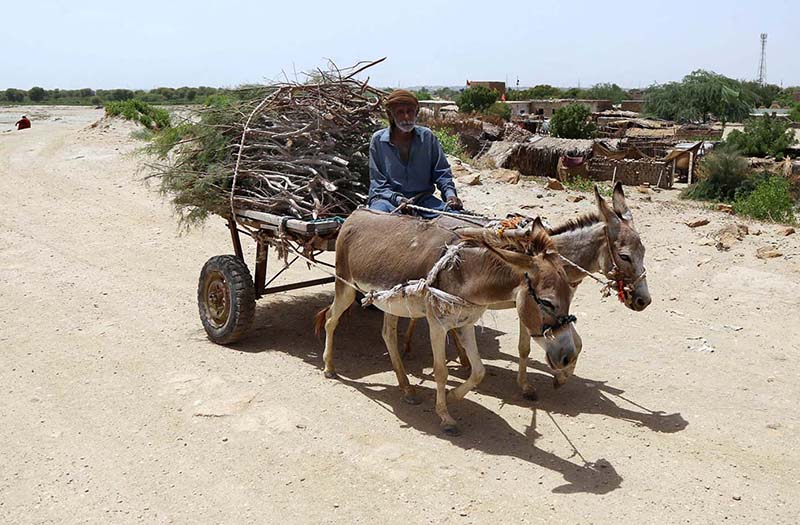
(446, 195), (463, 211)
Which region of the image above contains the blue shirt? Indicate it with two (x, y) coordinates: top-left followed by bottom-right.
(368, 126), (457, 206)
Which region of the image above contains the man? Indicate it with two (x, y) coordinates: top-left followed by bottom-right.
(368, 89), (463, 218)
(15, 115), (31, 130)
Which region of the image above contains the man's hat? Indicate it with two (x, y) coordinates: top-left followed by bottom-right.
(384, 89), (419, 109)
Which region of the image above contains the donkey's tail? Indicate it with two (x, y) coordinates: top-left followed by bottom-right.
(313, 306), (330, 338)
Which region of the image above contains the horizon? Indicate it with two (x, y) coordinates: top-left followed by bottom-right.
(2, 1), (798, 91)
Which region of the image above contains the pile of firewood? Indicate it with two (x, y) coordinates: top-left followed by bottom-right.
(148, 59), (386, 225)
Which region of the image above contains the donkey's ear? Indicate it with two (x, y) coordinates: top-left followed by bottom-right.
(595, 185), (621, 237)
(531, 216), (546, 236)
(488, 246), (536, 272)
(612, 182), (633, 222)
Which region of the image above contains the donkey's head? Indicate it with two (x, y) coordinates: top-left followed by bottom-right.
(595, 182), (651, 311)
(461, 218), (579, 381)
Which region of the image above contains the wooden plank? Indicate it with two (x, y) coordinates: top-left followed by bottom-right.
(234, 209), (341, 235)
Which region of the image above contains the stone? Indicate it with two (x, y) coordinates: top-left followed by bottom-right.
(756, 246), (782, 259)
(714, 223), (748, 251)
(777, 227), (795, 236)
(637, 185), (650, 193)
(566, 195), (585, 203)
(686, 218), (710, 228)
(456, 173), (481, 186)
(488, 168), (520, 184)
(546, 178), (564, 191)
(714, 203), (734, 214)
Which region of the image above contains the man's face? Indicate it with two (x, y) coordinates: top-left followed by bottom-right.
(390, 103), (417, 132)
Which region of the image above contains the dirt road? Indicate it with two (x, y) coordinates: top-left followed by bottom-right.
(1, 106), (798, 523)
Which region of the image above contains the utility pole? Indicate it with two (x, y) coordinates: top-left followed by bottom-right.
(757, 33), (767, 86)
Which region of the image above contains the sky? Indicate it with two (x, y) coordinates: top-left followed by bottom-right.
(2, 0), (798, 91)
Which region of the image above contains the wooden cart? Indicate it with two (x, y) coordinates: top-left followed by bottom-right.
(197, 209), (343, 344)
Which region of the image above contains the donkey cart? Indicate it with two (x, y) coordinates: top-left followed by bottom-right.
(197, 209), (343, 344)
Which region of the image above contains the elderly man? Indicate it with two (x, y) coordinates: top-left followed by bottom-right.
(368, 89), (463, 217)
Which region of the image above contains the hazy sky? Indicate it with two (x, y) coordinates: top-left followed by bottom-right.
(2, 0), (798, 90)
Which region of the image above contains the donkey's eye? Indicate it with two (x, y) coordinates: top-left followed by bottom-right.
(540, 300), (555, 311)
(619, 254), (631, 262)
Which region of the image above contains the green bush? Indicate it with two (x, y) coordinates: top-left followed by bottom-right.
(105, 99), (171, 130)
(724, 115), (796, 159)
(681, 151), (749, 202)
(486, 101), (511, 121)
(456, 86), (498, 113)
(734, 176), (796, 223)
(432, 127), (464, 158)
(789, 103), (800, 123)
(550, 103), (596, 139)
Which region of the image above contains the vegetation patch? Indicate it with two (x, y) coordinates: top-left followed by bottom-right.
(734, 176), (796, 223)
(105, 100), (171, 130)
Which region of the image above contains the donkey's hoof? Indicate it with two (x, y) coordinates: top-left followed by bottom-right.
(403, 393), (422, 405)
(441, 422), (461, 436)
(324, 370), (338, 379)
(522, 388), (539, 401)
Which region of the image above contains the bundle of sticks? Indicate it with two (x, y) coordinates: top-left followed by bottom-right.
(151, 59), (387, 224)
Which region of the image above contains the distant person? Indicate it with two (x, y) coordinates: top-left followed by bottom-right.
(15, 115), (31, 130)
(367, 89), (462, 218)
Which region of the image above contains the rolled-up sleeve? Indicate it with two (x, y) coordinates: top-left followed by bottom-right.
(430, 134), (456, 200)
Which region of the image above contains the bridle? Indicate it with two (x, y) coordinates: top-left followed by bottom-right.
(603, 225), (647, 303)
(524, 273), (577, 339)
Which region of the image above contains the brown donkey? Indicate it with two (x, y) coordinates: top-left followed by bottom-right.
(316, 208), (577, 435)
(406, 182), (651, 398)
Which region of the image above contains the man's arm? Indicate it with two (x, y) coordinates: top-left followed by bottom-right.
(369, 137), (402, 205)
(430, 134), (457, 201)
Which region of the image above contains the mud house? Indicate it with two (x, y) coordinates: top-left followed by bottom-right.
(466, 80), (506, 96)
(528, 99), (613, 117)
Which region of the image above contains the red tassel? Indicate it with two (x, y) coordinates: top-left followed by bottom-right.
(617, 280), (626, 302)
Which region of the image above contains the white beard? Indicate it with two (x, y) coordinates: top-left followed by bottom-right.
(395, 121), (416, 133)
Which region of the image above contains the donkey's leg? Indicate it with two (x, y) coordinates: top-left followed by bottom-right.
(383, 314), (420, 404)
(322, 282), (356, 379)
(447, 325), (485, 402)
(403, 318), (417, 354)
(429, 321), (459, 435)
(451, 330), (472, 371)
(517, 317), (538, 400)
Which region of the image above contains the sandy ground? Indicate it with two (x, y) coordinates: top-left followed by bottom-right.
(1, 106), (799, 524)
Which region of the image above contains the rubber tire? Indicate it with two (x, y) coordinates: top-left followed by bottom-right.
(198, 255), (256, 344)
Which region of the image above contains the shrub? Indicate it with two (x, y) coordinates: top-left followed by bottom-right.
(682, 151), (749, 202)
(486, 101), (511, 121)
(456, 86), (498, 113)
(550, 103), (596, 139)
(789, 103), (800, 123)
(105, 99), (171, 130)
(724, 115), (796, 159)
(432, 127), (464, 158)
(734, 176), (796, 223)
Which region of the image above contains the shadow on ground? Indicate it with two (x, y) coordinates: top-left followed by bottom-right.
(222, 292), (687, 494)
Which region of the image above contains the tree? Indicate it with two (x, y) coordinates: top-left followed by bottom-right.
(413, 89), (432, 101)
(550, 103), (596, 139)
(4, 88), (26, 102)
(29, 86), (46, 102)
(110, 89), (135, 101)
(456, 85), (498, 113)
(724, 115), (797, 159)
(645, 70), (754, 123)
(585, 83), (628, 104)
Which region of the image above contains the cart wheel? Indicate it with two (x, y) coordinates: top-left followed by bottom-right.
(198, 255), (256, 344)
